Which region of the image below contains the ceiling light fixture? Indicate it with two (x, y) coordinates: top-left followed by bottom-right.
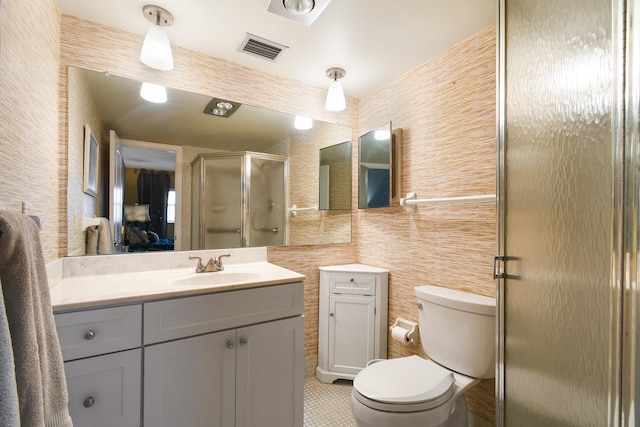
(140, 5), (174, 71)
(283, 0), (315, 15)
(140, 82), (167, 103)
(294, 115), (313, 130)
(325, 67), (346, 112)
(203, 98), (242, 118)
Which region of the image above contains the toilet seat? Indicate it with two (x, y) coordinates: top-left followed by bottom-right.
(352, 356), (455, 413)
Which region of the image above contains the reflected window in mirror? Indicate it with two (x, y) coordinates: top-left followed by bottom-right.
(319, 141), (352, 210)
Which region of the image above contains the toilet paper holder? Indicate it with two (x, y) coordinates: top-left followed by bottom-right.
(390, 317), (418, 344)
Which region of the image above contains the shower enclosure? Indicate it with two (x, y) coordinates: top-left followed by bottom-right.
(191, 152), (288, 249)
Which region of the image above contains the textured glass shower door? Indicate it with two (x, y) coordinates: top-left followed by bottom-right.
(191, 152), (288, 249)
(498, 0), (624, 425)
(248, 156), (286, 247)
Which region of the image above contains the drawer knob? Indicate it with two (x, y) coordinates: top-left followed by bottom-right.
(329, 312), (334, 317)
(239, 337), (248, 347)
(226, 340), (235, 349)
(83, 396), (95, 408)
(350, 278), (354, 282)
(83, 330), (96, 340)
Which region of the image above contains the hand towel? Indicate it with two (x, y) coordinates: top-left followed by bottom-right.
(0, 282), (19, 427)
(85, 225), (98, 255)
(97, 217), (113, 255)
(0, 210), (73, 427)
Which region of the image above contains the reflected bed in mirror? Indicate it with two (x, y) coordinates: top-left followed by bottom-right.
(67, 66), (353, 255)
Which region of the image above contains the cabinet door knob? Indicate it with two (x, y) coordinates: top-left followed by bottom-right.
(239, 337), (248, 346)
(83, 396), (95, 408)
(226, 340), (235, 349)
(350, 278), (354, 282)
(329, 312), (334, 317)
(83, 330), (96, 340)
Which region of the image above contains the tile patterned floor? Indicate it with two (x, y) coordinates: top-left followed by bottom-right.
(304, 376), (356, 426)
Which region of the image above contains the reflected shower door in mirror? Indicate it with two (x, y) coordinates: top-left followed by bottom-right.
(358, 123), (401, 209)
(191, 152), (288, 250)
(319, 141), (352, 210)
(66, 66), (352, 255)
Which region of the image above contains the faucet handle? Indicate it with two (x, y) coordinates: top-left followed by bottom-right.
(216, 254), (231, 271)
(189, 256), (204, 272)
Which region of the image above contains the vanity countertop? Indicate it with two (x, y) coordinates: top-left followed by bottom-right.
(50, 261), (305, 312)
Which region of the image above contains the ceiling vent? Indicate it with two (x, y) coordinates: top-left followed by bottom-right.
(238, 33), (288, 62)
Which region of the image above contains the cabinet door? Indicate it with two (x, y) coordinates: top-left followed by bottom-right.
(329, 295), (375, 374)
(64, 348), (141, 427)
(235, 316), (304, 427)
(144, 330), (236, 427)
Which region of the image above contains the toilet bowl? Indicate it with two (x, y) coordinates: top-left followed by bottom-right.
(350, 285), (495, 427)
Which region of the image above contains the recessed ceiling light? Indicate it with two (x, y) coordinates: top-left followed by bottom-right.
(283, 0), (315, 15)
(266, 0), (332, 25)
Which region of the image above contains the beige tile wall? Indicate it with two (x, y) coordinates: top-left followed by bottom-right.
(66, 67), (104, 256)
(0, 0), (61, 262)
(356, 26), (497, 422)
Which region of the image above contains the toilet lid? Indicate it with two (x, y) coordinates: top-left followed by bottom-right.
(353, 356), (454, 408)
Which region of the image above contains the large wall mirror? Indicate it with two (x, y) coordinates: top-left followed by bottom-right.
(358, 123), (401, 209)
(67, 66), (353, 256)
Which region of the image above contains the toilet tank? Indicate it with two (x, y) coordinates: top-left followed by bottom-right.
(414, 285), (495, 379)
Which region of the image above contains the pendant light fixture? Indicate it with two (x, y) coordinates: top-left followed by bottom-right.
(294, 115), (313, 130)
(325, 67), (346, 111)
(140, 5), (174, 71)
(140, 82), (167, 103)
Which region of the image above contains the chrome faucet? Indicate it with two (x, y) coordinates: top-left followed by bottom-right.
(214, 254), (231, 271)
(189, 254), (231, 273)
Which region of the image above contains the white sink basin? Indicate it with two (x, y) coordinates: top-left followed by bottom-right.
(172, 269), (262, 287)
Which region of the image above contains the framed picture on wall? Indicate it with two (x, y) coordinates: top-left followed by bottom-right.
(83, 124), (99, 196)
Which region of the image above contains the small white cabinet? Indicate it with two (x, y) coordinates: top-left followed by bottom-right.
(316, 264), (388, 383)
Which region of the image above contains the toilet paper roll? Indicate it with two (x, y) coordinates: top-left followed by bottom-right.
(391, 325), (411, 344)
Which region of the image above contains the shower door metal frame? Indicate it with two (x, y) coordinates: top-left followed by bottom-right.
(622, 0), (640, 424)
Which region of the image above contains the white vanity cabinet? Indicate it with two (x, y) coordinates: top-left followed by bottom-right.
(316, 264), (388, 383)
(142, 282), (304, 427)
(55, 304), (143, 427)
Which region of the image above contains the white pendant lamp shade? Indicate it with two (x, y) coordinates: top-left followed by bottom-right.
(140, 25), (174, 71)
(140, 82), (167, 103)
(325, 80), (345, 111)
(325, 67), (346, 112)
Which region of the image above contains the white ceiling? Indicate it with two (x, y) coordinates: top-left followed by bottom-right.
(59, 0), (496, 99)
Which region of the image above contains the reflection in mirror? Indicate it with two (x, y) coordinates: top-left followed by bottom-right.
(191, 152), (288, 250)
(359, 123), (392, 208)
(66, 66), (353, 255)
(319, 141), (352, 210)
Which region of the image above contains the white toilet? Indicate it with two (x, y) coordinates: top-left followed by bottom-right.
(350, 285), (495, 427)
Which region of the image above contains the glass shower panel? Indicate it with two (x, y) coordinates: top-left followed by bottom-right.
(500, 0), (620, 425)
(248, 157), (286, 247)
(203, 156), (243, 249)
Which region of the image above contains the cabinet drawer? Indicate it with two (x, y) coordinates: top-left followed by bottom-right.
(328, 273), (376, 295)
(144, 282), (303, 345)
(55, 305), (142, 361)
(65, 348), (141, 427)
